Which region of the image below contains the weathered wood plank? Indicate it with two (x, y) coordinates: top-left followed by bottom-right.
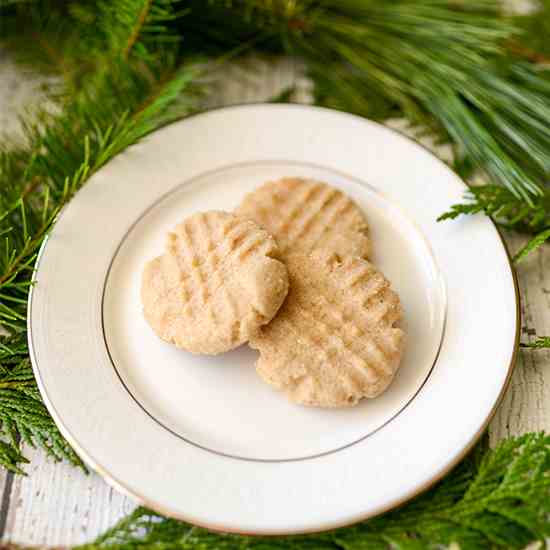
(0, 472), (11, 538)
(489, 233), (550, 443)
(0, 51), (56, 141)
(2, 445), (134, 546)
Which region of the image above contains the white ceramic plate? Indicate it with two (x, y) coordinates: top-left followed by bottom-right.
(29, 104), (518, 534)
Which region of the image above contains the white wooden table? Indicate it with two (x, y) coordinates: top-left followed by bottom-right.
(1, 52), (549, 547)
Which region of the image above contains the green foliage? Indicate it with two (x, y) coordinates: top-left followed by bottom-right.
(511, 0), (550, 58)
(0, 333), (83, 473)
(0, 0), (549, 490)
(438, 184), (550, 231)
(192, 1), (550, 205)
(179, 0), (550, 258)
(1, 2), (100, 87)
(0, 0), (204, 471)
(0, 0), (549, 545)
(71, 433), (550, 550)
(514, 228), (550, 263)
(438, 184), (550, 262)
(441, 190), (550, 251)
(97, 0), (192, 64)
(521, 337), (550, 349)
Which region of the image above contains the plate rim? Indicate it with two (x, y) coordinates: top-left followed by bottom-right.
(101, 158), (448, 463)
(27, 102), (520, 535)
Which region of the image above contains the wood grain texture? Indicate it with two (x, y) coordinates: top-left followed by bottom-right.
(0, 50), (57, 142)
(0, 471), (11, 536)
(1, 446), (134, 546)
(489, 232), (550, 444)
(0, 53), (549, 546)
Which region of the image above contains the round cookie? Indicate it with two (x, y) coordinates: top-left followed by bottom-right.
(237, 178), (370, 259)
(250, 252), (405, 407)
(141, 211), (289, 355)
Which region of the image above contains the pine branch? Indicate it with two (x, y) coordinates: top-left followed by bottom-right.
(0, 0), (187, 85)
(171, 1), (550, 263)
(100, 0), (186, 60)
(73, 433), (549, 550)
(0, 58), (202, 465)
(0, 0), (205, 471)
(195, 1), (550, 203)
(124, 0), (155, 58)
(0, 2), (101, 86)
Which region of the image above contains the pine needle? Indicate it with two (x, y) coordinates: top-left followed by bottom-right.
(123, 0), (155, 58)
(194, 0), (550, 203)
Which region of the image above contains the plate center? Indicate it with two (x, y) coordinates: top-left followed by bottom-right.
(102, 161), (445, 461)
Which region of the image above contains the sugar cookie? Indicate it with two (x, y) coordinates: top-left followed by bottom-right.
(237, 178), (370, 259)
(250, 252), (404, 407)
(141, 211), (289, 354)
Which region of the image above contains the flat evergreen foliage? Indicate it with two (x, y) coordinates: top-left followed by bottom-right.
(1, 0), (550, 545)
(69, 434), (549, 549)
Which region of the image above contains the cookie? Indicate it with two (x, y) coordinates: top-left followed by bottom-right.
(250, 252), (405, 407)
(237, 178), (370, 259)
(141, 211), (289, 355)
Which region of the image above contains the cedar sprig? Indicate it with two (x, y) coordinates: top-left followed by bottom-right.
(514, 228), (550, 263)
(0, 334), (84, 473)
(437, 184), (550, 230)
(438, 184), (550, 261)
(74, 433), (550, 550)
